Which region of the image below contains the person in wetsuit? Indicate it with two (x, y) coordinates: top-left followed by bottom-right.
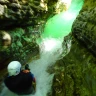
(4, 61), (36, 95)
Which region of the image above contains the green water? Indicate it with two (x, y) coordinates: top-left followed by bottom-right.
(42, 0), (84, 39)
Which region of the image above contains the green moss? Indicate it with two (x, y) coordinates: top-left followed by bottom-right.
(0, 27), (40, 66)
(52, 36), (96, 96)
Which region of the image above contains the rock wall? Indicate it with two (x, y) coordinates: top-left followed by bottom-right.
(51, 0), (96, 96)
(72, 0), (96, 57)
(0, 0), (68, 29)
(0, 0), (47, 29)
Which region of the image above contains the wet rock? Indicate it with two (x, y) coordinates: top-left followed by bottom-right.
(0, 0), (9, 4)
(0, 4), (4, 15)
(9, 3), (21, 9)
(72, 2), (96, 56)
(0, 31), (11, 48)
(0, 0), (68, 29)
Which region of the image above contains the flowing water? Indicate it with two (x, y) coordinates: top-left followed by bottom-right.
(42, 0), (84, 38)
(0, 0), (84, 96)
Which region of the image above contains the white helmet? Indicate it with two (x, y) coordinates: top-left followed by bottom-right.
(7, 61), (21, 76)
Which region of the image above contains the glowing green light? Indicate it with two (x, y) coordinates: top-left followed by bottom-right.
(41, 0), (84, 39)
(62, 11), (76, 20)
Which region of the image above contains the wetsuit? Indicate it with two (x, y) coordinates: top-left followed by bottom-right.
(4, 70), (35, 95)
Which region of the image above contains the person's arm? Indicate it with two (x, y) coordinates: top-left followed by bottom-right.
(31, 73), (36, 91)
(25, 64), (36, 90)
(31, 73), (36, 82)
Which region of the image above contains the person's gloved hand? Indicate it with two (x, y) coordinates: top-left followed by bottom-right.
(32, 82), (36, 92)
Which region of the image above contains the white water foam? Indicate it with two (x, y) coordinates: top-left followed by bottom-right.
(0, 38), (63, 96)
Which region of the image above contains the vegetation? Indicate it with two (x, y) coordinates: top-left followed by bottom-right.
(0, 27), (40, 65)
